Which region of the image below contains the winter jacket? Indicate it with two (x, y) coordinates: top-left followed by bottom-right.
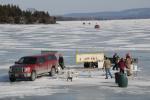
(125, 58), (132, 68)
(118, 60), (126, 70)
(103, 59), (112, 69)
(113, 54), (119, 63)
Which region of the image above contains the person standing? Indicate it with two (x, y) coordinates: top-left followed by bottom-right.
(112, 53), (120, 70)
(118, 58), (127, 74)
(103, 57), (113, 79)
(59, 55), (65, 69)
(125, 53), (132, 76)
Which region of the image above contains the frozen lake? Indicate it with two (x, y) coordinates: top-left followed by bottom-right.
(0, 19), (150, 99)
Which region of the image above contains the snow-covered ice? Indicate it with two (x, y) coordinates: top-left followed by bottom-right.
(0, 68), (149, 99)
(0, 19), (150, 99)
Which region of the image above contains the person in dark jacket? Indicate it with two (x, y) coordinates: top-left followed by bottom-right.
(118, 58), (127, 74)
(59, 56), (65, 69)
(112, 53), (120, 70)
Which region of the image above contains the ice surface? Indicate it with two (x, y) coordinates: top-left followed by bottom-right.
(0, 19), (150, 99)
(0, 69), (149, 99)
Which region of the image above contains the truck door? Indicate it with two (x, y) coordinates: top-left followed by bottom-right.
(47, 55), (54, 72)
(47, 55), (58, 72)
(37, 57), (47, 74)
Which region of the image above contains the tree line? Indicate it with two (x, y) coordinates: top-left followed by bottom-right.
(0, 4), (56, 24)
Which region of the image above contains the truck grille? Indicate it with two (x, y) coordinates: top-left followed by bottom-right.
(12, 67), (23, 72)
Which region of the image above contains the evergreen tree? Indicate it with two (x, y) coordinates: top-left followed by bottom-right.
(0, 4), (56, 24)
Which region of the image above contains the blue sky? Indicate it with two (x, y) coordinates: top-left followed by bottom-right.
(0, 0), (150, 15)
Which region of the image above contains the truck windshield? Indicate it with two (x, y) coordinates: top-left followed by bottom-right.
(18, 57), (37, 64)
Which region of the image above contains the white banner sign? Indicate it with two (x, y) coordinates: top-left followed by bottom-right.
(76, 53), (104, 63)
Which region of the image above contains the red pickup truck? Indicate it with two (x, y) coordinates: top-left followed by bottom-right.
(8, 51), (65, 82)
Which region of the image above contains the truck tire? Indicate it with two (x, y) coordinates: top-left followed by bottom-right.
(9, 76), (16, 82)
(30, 71), (36, 81)
(49, 68), (56, 76)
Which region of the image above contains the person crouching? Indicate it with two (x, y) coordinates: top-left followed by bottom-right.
(67, 70), (73, 82)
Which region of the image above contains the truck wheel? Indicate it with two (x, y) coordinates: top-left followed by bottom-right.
(30, 71), (36, 81)
(9, 76), (16, 82)
(49, 68), (56, 76)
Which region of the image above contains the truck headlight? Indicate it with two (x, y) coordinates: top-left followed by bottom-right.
(23, 67), (31, 73)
